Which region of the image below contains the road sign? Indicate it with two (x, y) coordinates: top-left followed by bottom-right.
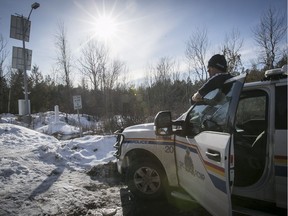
(12, 46), (32, 71)
(73, 95), (82, 110)
(10, 15), (31, 42)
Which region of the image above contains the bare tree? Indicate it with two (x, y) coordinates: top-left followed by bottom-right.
(155, 57), (173, 83)
(252, 7), (287, 69)
(78, 38), (126, 117)
(54, 22), (74, 114)
(143, 56), (179, 112)
(101, 59), (126, 117)
(144, 63), (155, 87)
(79, 39), (108, 91)
(148, 56), (178, 83)
(221, 28), (243, 73)
(185, 28), (209, 81)
(0, 34), (9, 78)
(106, 59), (126, 89)
(144, 56), (179, 89)
(54, 22), (73, 87)
(0, 34), (9, 113)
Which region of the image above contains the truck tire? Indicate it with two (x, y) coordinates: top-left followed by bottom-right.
(126, 160), (166, 200)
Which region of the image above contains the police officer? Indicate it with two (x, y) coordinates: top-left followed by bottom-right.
(192, 54), (233, 102)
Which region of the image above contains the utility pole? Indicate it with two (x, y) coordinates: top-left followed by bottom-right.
(10, 2), (40, 125)
(21, 15), (29, 119)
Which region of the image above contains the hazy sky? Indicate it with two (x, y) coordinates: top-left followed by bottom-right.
(0, 0), (287, 85)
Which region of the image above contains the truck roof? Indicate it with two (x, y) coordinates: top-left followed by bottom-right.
(244, 66), (287, 89)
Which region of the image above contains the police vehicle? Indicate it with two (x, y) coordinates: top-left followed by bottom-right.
(114, 65), (287, 216)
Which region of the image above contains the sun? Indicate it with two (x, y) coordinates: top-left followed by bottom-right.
(93, 15), (118, 40)
(75, 1), (128, 47)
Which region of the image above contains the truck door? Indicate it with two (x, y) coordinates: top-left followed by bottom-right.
(174, 74), (246, 216)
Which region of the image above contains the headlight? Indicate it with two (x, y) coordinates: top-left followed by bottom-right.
(113, 133), (124, 158)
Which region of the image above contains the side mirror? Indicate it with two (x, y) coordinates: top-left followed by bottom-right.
(154, 111), (172, 136)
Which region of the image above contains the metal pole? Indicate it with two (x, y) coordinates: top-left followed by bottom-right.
(21, 15), (29, 117)
(77, 109), (83, 137)
(20, 3), (39, 122)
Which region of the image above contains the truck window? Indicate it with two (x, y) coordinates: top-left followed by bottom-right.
(275, 85), (287, 130)
(186, 81), (235, 135)
(234, 90), (268, 186)
(236, 90), (267, 135)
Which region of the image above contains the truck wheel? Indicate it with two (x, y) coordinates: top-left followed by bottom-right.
(126, 160), (166, 200)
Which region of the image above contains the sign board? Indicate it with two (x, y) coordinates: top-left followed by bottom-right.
(73, 95), (82, 110)
(10, 15), (31, 42)
(12, 46), (32, 71)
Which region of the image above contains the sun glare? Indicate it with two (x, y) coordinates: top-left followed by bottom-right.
(75, 1), (130, 48)
(93, 15), (118, 40)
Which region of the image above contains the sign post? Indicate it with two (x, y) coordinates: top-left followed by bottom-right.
(73, 95), (83, 137)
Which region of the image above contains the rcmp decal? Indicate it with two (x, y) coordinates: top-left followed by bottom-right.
(178, 148), (205, 181)
(176, 143), (226, 193)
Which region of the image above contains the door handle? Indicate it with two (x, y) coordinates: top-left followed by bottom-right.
(206, 152), (220, 157)
(206, 149), (221, 162)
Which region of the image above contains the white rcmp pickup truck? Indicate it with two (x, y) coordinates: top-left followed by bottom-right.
(114, 66), (287, 216)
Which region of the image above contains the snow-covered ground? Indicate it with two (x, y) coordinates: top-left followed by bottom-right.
(0, 111), (124, 215)
(0, 112), (206, 216)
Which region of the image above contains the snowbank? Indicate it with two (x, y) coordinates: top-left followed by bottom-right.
(0, 123), (119, 215)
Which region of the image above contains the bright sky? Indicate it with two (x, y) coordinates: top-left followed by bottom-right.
(0, 0), (287, 85)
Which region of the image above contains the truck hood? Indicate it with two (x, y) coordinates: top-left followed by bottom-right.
(124, 123), (154, 131)
(122, 123), (156, 139)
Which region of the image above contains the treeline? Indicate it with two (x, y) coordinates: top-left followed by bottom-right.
(0, 64), (202, 127)
(0, 59), (286, 132)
